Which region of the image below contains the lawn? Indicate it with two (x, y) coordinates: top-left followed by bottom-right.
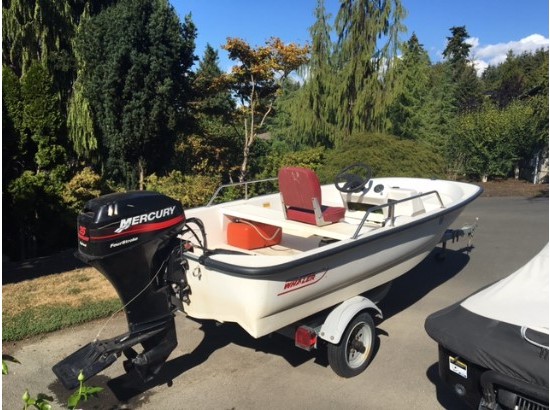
(2, 267), (120, 341)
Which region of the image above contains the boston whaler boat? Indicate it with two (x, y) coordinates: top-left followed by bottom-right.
(53, 164), (482, 388)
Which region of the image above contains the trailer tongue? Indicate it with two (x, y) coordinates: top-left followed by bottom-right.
(53, 191), (187, 389)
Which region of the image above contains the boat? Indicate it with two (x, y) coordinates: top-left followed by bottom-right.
(425, 244), (549, 409)
(53, 164), (482, 388)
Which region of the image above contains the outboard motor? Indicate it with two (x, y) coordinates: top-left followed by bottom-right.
(53, 191), (187, 389)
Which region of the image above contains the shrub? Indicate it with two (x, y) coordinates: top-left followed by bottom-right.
(145, 170), (221, 207)
(317, 132), (445, 183)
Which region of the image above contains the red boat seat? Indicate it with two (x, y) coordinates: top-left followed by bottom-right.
(278, 167), (346, 226)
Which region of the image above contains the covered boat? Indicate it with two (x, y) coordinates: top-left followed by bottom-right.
(425, 244), (549, 409)
(53, 164), (482, 388)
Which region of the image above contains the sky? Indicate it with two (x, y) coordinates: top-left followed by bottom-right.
(172, 0), (549, 76)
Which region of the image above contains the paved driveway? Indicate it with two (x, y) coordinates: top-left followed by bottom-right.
(2, 196), (548, 410)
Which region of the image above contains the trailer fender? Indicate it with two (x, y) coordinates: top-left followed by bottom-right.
(318, 296), (382, 345)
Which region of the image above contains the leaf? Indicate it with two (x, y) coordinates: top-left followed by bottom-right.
(2, 361), (8, 375)
(67, 392), (83, 409)
(82, 386), (104, 396)
(35, 399), (52, 410)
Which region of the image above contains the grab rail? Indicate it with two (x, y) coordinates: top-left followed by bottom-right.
(352, 190), (445, 239)
(206, 177), (278, 206)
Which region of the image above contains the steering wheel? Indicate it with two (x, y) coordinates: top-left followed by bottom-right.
(334, 163), (372, 193)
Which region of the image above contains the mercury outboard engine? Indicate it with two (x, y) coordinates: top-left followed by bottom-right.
(53, 191), (188, 389)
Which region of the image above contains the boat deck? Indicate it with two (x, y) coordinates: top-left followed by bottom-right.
(212, 204), (388, 256)
(221, 204), (379, 241)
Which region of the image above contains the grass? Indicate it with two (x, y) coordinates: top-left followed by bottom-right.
(2, 267), (121, 342)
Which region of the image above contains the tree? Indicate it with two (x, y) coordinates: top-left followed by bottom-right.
(75, 0), (197, 188)
(442, 26), (483, 113)
(330, 0), (406, 136)
(290, 0), (336, 146)
(452, 102), (535, 181)
(388, 33), (431, 140)
(176, 44), (241, 179)
(5, 62), (71, 259)
(442, 26), (471, 66)
(220, 37), (309, 182)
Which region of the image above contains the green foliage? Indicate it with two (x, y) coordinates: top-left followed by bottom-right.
(75, 0), (197, 186)
(2, 355), (21, 375)
(288, 0), (336, 146)
(388, 33), (432, 140)
(22, 390), (52, 410)
(180, 43), (241, 180)
(443, 26), (472, 66)
(2, 299), (122, 342)
(2, 0), (76, 77)
(451, 102), (536, 180)
(256, 146), (326, 179)
(221, 36), (309, 181)
(332, 0), (406, 135)
(67, 78), (98, 160)
(67, 370), (103, 409)
(145, 171), (221, 207)
(317, 133), (445, 184)
(62, 167), (104, 213)
(4, 62), (72, 260)
(2, 66), (24, 134)
(3, 66), (28, 182)
(286, 0), (407, 146)
(20, 63), (62, 142)
(442, 26), (483, 113)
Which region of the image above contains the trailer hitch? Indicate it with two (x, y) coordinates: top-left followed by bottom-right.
(437, 218), (479, 260)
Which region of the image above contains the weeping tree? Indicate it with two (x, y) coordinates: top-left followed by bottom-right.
(332, 0), (406, 136)
(291, 0), (335, 147)
(287, 0), (407, 147)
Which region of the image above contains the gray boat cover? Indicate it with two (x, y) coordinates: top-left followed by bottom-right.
(425, 244), (549, 388)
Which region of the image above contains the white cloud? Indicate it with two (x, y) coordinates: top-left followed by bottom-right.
(469, 34), (549, 75)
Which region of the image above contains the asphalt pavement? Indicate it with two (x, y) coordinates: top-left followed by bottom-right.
(2, 196), (548, 410)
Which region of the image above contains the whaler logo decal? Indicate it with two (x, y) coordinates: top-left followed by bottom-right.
(115, 206), (176, 233)
(278, 270), (327, 296)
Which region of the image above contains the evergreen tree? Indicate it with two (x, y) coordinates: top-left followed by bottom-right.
(193, 44), (235, 119)
(5, 62), (71, 259)
(75, 0), (197, 188)
(442, 26), (471, 66)
(331, 0), (406, 137)
(291, 0), (335, 146)
(442, 26), (483, 113)
(178, 44), (241, 178)
(388, 33), (431, 140)
(422, 63), (456, 155)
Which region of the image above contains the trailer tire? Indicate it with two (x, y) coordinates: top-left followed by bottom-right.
(327, 311), (375, 378)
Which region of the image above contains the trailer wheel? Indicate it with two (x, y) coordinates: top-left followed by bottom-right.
(327, 311), (375, 378)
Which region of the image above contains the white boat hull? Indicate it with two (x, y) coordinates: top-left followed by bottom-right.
(181, 182), (470, 338)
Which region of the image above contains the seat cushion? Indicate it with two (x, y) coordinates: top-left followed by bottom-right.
(287, 205), (345, 225)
